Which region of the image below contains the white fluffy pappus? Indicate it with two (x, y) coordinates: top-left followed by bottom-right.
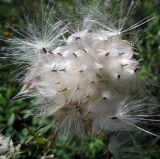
(105, 132), (143, 159)
(92, 97), (160, 136)
(4, 0), (159, 153)
(5, 5), (68, 68)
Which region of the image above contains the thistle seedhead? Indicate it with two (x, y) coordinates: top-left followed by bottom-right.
(4, 0), (159, 158)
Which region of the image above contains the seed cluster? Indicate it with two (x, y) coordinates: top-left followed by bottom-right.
(6, 2), (158, 143)
(5, 1), (159, 158)
(19, 29), (143, 138)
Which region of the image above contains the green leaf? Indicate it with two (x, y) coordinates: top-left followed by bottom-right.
(8, 113), (15, 126)
(34, 134), (48, 145)
(0, 93), (6, 105)
(6, 86), (13, 99)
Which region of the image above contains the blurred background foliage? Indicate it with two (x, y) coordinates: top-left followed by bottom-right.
(0, 0), (160, 158)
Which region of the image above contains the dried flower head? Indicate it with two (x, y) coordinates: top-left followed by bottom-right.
(0, 135), (13, 156)
(3, 0), (159, 157)
(0, 134), (20, 158)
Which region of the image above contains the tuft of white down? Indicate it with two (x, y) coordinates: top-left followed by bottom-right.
(6, 2), (159, 141)
(17, 28), (151, 138)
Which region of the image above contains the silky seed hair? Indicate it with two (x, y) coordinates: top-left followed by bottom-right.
(4, 0), (159, 156)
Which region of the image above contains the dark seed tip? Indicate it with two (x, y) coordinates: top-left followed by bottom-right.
(58, 88), (67, 92)
(103, 97), (107, 100)
(42, 47), (47, 53)
(79, 70), (83, 73)
(75, 37), (80, 40)
(48, 50), (53, 54)
(52, 69), (57, 72)
(117, 75), (121, 79)
(57, 53), (62, 56)
(83, 48), (87, 53)
(121, 64), (128, 67)
(134, 67), (140, 72)
(73, 53), (77, 58)
(59, 69), (65, 71)
(110, 116), (118, 119)
(119, 52), (125, 55)
(105, 52), (110, 56)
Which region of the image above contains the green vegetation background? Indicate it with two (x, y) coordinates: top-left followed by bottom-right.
(0, 0), (160, 158)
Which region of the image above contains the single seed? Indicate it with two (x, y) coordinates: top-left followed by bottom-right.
(75, 37), (80, 40)
(42, 47), (47, 53)
(48, 50), (53, 54)
(134, 67), (140, 72)
(121, 64), (128, 67)
(58, 88), (67, 92)
(72, 53), (77, 58)
(59, 68), (65, 71)
(103, 97), (107, 100)
(79, 70), (84, 73)
(117, 74), (121, 79)
(119, 52), (125, 55)
(75, 87), (80, 91)
(83, 48), (87, 53)
(57, 53), (62, 56)
(110, 116), (118, 119)
(52, 69), (57, 72)
(105, 52), (110, 56)
(90, 81), (95, 84)
(84, 95), (90, 98)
